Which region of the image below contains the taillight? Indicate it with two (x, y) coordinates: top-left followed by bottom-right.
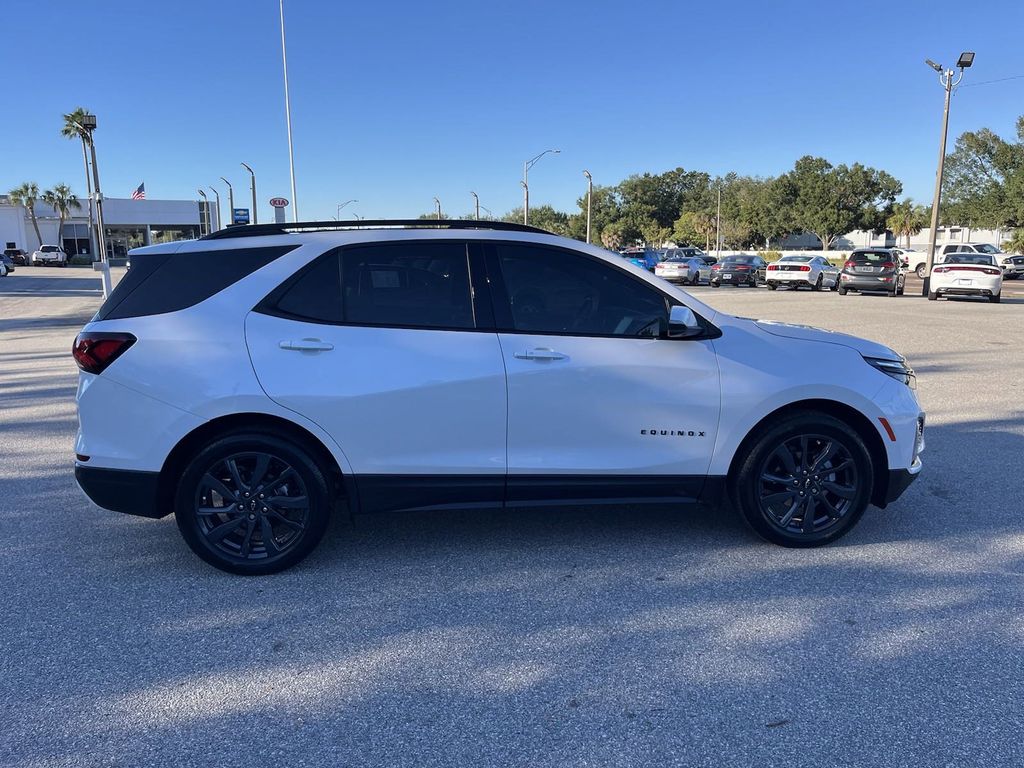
(767, 264), (777, 270)
(799, 265), (811, 272)
(983, 268), (1001, 276)
(711, 264), (721, 270)
(933, 266), (948, 274)
(881, 262), (895, 269)
(72, 332), (136, 374)
(844, 261), (856, 269)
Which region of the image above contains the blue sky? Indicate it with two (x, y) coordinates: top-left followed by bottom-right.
(3, 0), (1023, 223)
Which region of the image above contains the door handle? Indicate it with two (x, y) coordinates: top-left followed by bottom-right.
(279, 338), (334, 352)
(514, 348), (568, 361)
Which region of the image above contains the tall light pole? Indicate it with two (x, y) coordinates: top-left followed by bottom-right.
(279, 0), (298, 221)
(433, 197), (442, 220)
(715, 183), (722, 258)
(207, 186), (221, 231)
(72, 114), (112, 298)
(219, 177), (234, 225)
(922, 52), (974, 296)
(241, 162), (257, 224)
(470, 191), (479, 220)
(523, 148), (560, 225)
(197, 189), (209, 236)
(336, 199), (357, 219)
(583, 170), (593, 244)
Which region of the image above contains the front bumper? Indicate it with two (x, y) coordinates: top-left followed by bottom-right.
(884, 463), (921, 505)
(75, 464), (165, 518)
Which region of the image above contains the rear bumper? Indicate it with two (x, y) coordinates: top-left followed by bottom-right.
(840, 275), (897, 290)
(75, 464), (166, 518)
(934, 284), (999, 297)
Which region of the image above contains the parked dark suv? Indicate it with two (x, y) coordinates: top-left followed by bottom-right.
(838, 249), (905, 297)
(3, 248), (28, 266)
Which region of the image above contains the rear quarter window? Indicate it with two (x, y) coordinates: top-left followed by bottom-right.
(96, 245), (298, 321)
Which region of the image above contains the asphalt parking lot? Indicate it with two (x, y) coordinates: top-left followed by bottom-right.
(2, 267), (1023, 767)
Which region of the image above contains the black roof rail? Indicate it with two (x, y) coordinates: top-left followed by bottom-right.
(201, 219), (553, 240)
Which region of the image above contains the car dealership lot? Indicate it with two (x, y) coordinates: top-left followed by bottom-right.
(2, 268), (1023, 767)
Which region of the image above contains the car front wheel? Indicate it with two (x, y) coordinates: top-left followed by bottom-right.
(174, 431), (333, 575)
(732, 412), (873, 547)
(916, 264), (927, 279)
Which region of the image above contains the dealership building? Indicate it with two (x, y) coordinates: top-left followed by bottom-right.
(0, 195), (219, 260)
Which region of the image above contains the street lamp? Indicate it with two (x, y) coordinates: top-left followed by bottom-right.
(921, 51), (974, 297)
(433, 197), (442, 220)
(197, 189), (209, 236)
(279, 0), (298, 222)
(336, 199), (357, 219)
(207, 186), (221, 232)
(241, 162), (257, 224)
(523, 148), (560, 225)
(583, 170), (593, 244)
(70, 113), (112, 298)
(219, 177), (234, 225)
(470, 191), (480, 220)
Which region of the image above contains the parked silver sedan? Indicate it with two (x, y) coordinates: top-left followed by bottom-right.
(766, 255), (840, 291)
(654, 255), (710, 285)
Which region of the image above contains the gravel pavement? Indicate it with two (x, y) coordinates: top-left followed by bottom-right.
(2, 267), (1022, 767)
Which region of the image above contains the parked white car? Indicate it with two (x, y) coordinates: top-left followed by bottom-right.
(655, 255), (709, 285)
(31, 245), (68, 266)
(890, 248), (919, 268)
(908, 242), (1022, 280)
(927, 252), (1003, 303)
(73, 220), (924, 574)
(0, 260), (7, 277)
(766, 255), (840, 291)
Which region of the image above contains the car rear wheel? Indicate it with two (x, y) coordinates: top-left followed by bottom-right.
(767, 282), (777, 290)
(732, 412), (873, 547)
(990, 293), (1001, 303)
(837, 286), (848, 295)
(812, 275), (823, 291)
(928, 290), (938, 301)
(174, 431), (332, 575)
(916, 264), (927, 279)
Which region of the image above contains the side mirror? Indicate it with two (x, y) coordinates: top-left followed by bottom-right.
(667, 305), (702, 339)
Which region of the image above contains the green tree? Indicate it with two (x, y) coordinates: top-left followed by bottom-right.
(8, 182), (43, 248)
(944, 115), (1024, 228)
(781, 156), (901, 250)
(41, 184), (81, 248)
(569, 185), (621, 243)
(503, 204), (571, 236)
(416, 211), (450, 220)
(886, 199), (929, 248)
(672, 210), (715, 250)
(618, 167), (711, 229)
(600, 221), (625, 251)
(61, 107), (94, 234)
(1002, 229), (1024, 254)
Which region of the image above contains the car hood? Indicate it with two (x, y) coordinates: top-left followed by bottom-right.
(754, 319), (900, 360)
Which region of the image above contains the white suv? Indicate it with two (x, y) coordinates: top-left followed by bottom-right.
(73, 221), (925, 574)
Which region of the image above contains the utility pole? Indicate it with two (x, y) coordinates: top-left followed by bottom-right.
(434, 197), (442, 220)
(220, 177), (234, 225)
(922, 52), (974, 296)
(471, 191), (479, 220)
(523, 149), (560, 225)
(583, 170), (593, 245)
(279, 0), (298, 221)
(197, 189), (209, 236)
(207, 186), (221, 231)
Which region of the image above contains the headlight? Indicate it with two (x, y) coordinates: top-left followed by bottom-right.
(864, 356), (916, 388)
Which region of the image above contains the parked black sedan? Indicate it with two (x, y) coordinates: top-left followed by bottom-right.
(709, 255), (768, 287)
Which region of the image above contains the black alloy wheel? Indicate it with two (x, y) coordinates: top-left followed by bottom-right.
(732, 412), (873, 547)
(175, 432), (332, 574)
(812, 275), (823, 291)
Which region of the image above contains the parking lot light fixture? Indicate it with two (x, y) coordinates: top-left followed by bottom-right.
(583, 170), (593, 244)
(197, 189), (209, 236)
(523, 149), (560, 225)
(241, 163), (257, 224)
(207, 186), (221, 232)
(219, 177), (234, 224)
(70, 113), (111, 298)
(433, 197), (442, 220)
(922, 52), (974, 296)
(336, 200), (357, 220)
(470, 191), (479, 220)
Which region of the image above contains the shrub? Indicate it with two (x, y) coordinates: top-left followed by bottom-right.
(69, 255), (93, 266)
(762, 250), (782, 263)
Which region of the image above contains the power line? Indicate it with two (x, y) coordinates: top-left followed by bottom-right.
(958, 73), (1024, 88)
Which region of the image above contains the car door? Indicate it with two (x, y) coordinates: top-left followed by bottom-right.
(486, 241), (721, 505)
(246, 240), (508, 513)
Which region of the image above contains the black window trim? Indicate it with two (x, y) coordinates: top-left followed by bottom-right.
(482, 241), (720, 341)
(254, 239), (497, 333)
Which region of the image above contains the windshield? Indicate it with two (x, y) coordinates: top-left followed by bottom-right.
(779, 256), (812, 263)
(946, 254), (996, 265)
(664, 257), (688, 263)
(973, 244), (999, 254)
(723, 256), (757, 265)
(850, 251), (892, 263)
(41, 245), (59, 252)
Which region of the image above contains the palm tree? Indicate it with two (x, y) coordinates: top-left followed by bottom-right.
(886, 199), (929, 249)
(41, 185), (81, 250)
(1003, 229), (1024, 255)
(61, 107), (95, 252)
(8, 183), (43, 248)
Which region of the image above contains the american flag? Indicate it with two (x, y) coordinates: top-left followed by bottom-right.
(131, 182), (146, 200)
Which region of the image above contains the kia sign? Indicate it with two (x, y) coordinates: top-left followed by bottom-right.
(269, 197), (289, 208)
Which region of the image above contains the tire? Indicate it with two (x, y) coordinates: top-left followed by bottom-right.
(990, 293), (1001, 303)
(888, 287), (897, 297)
(174, 431), (333, 575)
(767, 282), (777, 290)
(915, 264), (926, 279)
(837, 286), (847, 295)
(927, 290), (938, 301)
(710, 281), (719, 288)
(731, 411), (873, 548)
(812, 275), (823, 291)
(830, 278), (838, 291)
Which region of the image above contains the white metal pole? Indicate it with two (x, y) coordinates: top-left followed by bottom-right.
(280, 0), (298, 222)
(923, 70), (954, 296)
(583, 170), (593, 244)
